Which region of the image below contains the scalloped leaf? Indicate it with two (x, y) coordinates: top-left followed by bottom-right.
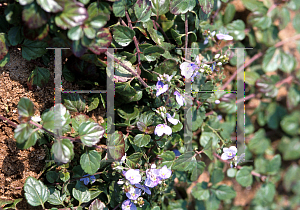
(8, 26), (23, 46)
(27, 66), (50, 89)
(17, 97), (35, 117)
(14, 123), (38, 149)
(23, 24), (49, 41)
(88, 28), (112, 55)
(62, 93), (86, 113)
(151, 0), (170, 16)
(89, 199), (107, 210)
(78, 121), (105, 146)
(134, 0), (151, 22)
(24, 177), (49, 207)
(0, 33), (8, 61)
(21, 39), (47, 61)
(36, 0), (64, 13)
(71, 39), (87, 57)
(113, 25), (135, 47)
(22, 2), (47, 29)
(80, 150), (101, 174)
(52, 138), (74, 163)
(107, 131), (125, 160)
(55, 1), (88, 30)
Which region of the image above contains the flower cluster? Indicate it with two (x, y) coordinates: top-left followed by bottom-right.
(115, 160), (172, 210)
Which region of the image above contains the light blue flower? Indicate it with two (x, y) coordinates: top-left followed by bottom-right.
(154, 124), (172, 137)
(135, 184), (151, 195)
(216, 33), (233, 40)
(156, 81), (169, 97)
(221, 146), (237, 160)
(124, 169), (142, 185)
(159, 165), (172, 179)
(166, 113), (179, 125)
(174, 91), (185, 106)
(80, 174), (96, 185)
(180, 62), (199, 79)
(122, 199), (137, 210)
(145, 168), (162, 188)
(126, 186), (142, 200)
(159, 73), (173, 82)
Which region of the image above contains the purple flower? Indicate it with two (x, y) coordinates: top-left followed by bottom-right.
(124, 169), (141, 185)
(221, 146), (237, 160)
(216, 33), (233, 40)
(122, 199), (137, 210)
(159, 165), (172, 179)
(174, 91), (185, 106)
(166, 113), (179, 125)
(159, 73), (173, 82)
(180, 62), (199, 79)
(154, 124), (172, 136)
(126, 186), (142, 200)
(145, 169), (162, 188)
(135, 184), (151, 195)
(156, 81), (169, 97)
(80, 174), (96, 185)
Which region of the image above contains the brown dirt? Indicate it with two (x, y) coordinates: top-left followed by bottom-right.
(0, 47), (106, 209)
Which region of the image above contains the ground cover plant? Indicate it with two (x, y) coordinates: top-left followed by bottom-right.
(0, 0), (300, 209)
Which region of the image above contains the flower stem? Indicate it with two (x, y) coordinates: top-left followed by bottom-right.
(205, 123), (225, 145)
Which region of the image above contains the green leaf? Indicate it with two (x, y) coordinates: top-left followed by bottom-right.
(281, 137), (300, 160)
(223, 3), (236, 25)
(8, 26), (23, 46)
(266, 154), (281, 175)
(262, 47), (281, 72)
(5, 4), (22, 26)
(115, 82), (136, 96)
(151, 0), (170, 15)
(244, 71), (260, 85)
(293, 13), (300, 33)
(226, 20), (245, 40)
(71, 39), (87, 57)
(287, 85), (300, 111)
(160, 151), (176, 168)
(280, 112), (300, 136)
(112, 25), (135, 47)
(46, 171), (59, 183)
(51, 139), (74, 163)
(78, 121), (105, 146)
(283, 164), (300, 191)
(36, 0), (63, 13)
(55, 1), (88, 30)
(254, 182), (276, 203)
(205, 191), (220, 210)
(19, 0), (34, 5)
(107, 131), (125, 161)
(265, 102), (287, 130)
(170, 29), (183, 45)
(203, 139), (214, 160)
(62, 93), (86, 113)
(133, 134), (151, 147)
(210, 168), (224, 185)
(190, 161), (205, 181)
(143, 46), (165, 61)
(87, 96), (99, 112)
(73, 182), (91, 204)
(67, 25), (83, 41)
(113, 0), (126, 17)
(27, 66), (51, 88)
(22, 2), (47, 29)
(22, 39), (47, 61)
(279, 51), (296, 73)
(80, 150), (101, 174)
(14, 123), (38, 149)
(172, 151), (196, 172)
(62, 64), (75, 82)
(227, 168), (236, 178)
(24, 177), (49, 207)
(134, 0), (151, 22)
(200, 132), (218, 148)
(47, 187), (66, 206)
(0, 52), (10, 67)
(169, 0), (189, 15)
(126, 152), (143, 168)
(236, 166), (253, 187)
(89, 199), (107, 210)
(241, 0), (265, 12)
(17, 97), (34, 117)
(191, 182), (209, 200)
(248, 129), (270, 155)
(0, 33), (8, 62)
(88, 28), (112, 55)
(215, 185), (236, 200)
(277, 7), (290, 30)
(199, 0), (214, 14)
